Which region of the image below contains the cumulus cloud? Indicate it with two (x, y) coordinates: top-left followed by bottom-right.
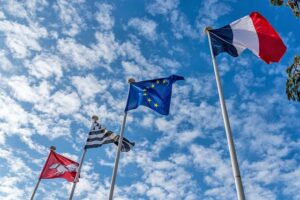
(96, 3), (114, 31)
(26, 54), (63, 81)
(72, 74), (108, 101)
(147, 0), (198, 40)
(54, 0), (85, 36)
(0, 20), (47, 58)
(196, 0), (234, 40)
(0, 50), (13, 71)
(147, 0), (179, 15)
(128, 18), (158, 41)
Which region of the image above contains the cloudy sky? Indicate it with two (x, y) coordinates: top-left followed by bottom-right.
(0, 0), (299, 199)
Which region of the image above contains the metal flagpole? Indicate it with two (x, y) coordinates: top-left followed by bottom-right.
(30, 176), (41, 200)
(109, 78), (134, 200)
(108, 112), (128, 200)
(30, 146), (56, 200)
(69, 116), (97, 200)
(205, 27), (246, 200)
(69, 149), (87, 200)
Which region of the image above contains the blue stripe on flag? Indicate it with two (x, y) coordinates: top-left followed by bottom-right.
(209, 25), (239, 57)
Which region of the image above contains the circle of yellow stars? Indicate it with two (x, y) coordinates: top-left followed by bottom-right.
(142, 79), (168, 108)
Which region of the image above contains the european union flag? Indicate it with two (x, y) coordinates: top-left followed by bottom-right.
(125, 75), (184, 115)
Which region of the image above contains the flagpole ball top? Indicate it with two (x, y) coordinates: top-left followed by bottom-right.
(128, 78), (136, 83)
(204, 26), (212, 34)
(92, 115), (99, 121)
(50, 146), (56, 151)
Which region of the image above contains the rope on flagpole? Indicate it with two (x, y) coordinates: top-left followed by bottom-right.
(30, 146), (56, 200)
(69, 116), (97, 200)
(108, 78), (134, 200)
(205, 27), (246, 200)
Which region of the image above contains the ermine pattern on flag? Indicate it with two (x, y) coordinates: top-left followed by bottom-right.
(85, 121), (135, 152)
(85, 121), (116, 149)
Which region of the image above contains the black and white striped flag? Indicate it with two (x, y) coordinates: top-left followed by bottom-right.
(85, 121), (135, 152)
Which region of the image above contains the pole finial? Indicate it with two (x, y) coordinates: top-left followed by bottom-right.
(204, 26), (212, 34)
(50, 146), (56, 151)
(92, 115), (99, 121)
(128, 78), (136, 84)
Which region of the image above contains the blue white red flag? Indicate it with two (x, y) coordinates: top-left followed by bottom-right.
(209, 12), (287, 64)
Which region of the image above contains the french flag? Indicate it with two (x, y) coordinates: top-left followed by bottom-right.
(209, 12), (287, 64)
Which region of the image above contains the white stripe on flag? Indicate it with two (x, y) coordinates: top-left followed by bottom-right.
(87, 134), (106, 139)
(230, 15), (259, 56)
(85, 137), (115, 146)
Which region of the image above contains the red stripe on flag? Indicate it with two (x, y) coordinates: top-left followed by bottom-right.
(250, 12), (287, 64)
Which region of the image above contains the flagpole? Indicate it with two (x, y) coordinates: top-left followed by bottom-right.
(30, 146), (56, 200)
(69, 116), (97, 200)
(108, 78), (134, 200)
(205, 27), (245, 200)
(69, 149), (87, 200)
(30, 179), (41, 200)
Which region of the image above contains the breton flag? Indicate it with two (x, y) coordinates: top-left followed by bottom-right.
(125, 75), (184, 115)
(85, 120), (135, 152)
(40, 150), (79, 182)
(208, 12), (287, 64)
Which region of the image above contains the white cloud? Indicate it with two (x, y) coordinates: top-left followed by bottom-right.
(96, 3), (114, 31)
(58, 31), (119, 70)
(7, 76), (51, 104)
(0, 50), (13, 71)
(147, 0), (179, 15)
(35, 90), (81, 115)
(190, 144), (235, 200)
(94, 31), (119, 65)
(0, 93), (30, 144)
(71, 74), (108, 101)
(169, 10), (198, 39)
(3, 0), (48, 20)
(0, 11), (5, 19)
(120, 41), (162, 79)
(54, 0), (85, 36)
(128, 18), (158, 41)
(57, 38), (99, 68)
(147, 0), (198, 40)
(0, 20), (47, 58)
(5, 1), (28, 19)
(176, 129), (201, 145)
(196, 0), (234, 40)
(26, 54), (63, 81)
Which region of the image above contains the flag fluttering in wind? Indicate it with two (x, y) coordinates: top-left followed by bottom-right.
(209, 11), (286, 64)
(40, 150), (79, 182)
(125, 75), (184, 115)
(85, 120), (135, 152)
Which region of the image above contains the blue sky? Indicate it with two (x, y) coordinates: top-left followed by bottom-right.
(0, 0), (299, 199)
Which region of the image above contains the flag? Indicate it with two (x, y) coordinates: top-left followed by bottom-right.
(125, 75), (184, 115)
(113, 135), (135, 152)
(40, 150), (79, 182)
(85, 121), (134, 152)
(208, 12), (287, 64)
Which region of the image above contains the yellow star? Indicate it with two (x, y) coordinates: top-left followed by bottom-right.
(151, 84), (155, 88)
(143, 93), (147, 96)
(156, 80), (160, 84)
(143, 89), (147, 92)
(154, 103), (158, 107)
(163, 79), (167, 84)
(147, 98), (152, 102)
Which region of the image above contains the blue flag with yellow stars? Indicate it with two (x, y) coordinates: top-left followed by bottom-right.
(125, 75), (184, 115)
